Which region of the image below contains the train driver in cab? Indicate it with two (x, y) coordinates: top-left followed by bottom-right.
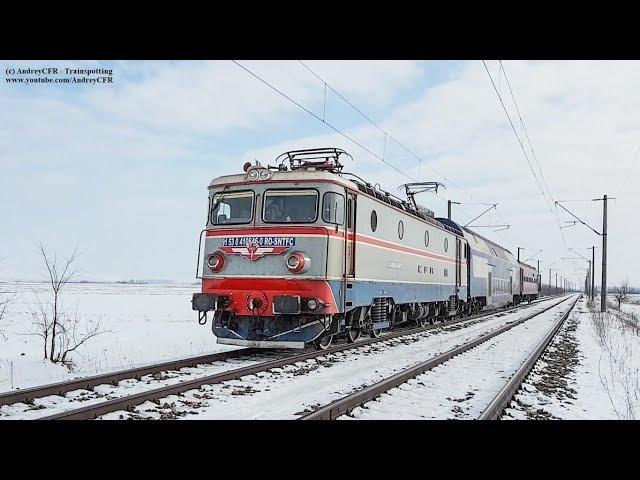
(265, 200), (288, 222)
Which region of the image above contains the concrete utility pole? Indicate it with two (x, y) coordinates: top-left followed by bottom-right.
(586, 268), (591, 295)
(601, 195), (608, 312)
(591, 246), (595, 302)
(549, 269), (552, 296)
(448, 200), (460, 220)
(555, 198), (612, 311)
(555, 273), (558, 295)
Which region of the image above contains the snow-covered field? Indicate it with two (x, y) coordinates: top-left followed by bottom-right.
(2, 284), (638, 420)
(507, 296), (640, 419)
(0, 282), (236, 393)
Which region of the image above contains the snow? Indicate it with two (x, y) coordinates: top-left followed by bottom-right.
(1, 352), (282, 420)
(345, 296), (577, 419)
(97, 296), (572, 420)
(0, 282), (237, 394)
(506, 296), (640, 419)
(4, 286), (635, 420)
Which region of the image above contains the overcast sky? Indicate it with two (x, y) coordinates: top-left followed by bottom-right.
(0, 60), (637, 286)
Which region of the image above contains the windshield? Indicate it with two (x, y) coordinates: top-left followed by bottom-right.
(210, 190), (254, 225)
(263, 189), (318, 223)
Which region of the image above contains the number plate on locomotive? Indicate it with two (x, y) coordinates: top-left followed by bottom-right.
(219, 236), (296, 261)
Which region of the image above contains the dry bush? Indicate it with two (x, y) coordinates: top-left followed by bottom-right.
(26, 242), (107, 368)
(0, 293), (9, 342)
(589, 301), (640, 419)
(613, 281), (630, 310)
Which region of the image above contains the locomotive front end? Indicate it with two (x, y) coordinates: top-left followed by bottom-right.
(193, 160), (345, 348)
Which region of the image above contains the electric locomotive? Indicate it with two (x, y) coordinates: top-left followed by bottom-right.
(191, 147), (540, 349)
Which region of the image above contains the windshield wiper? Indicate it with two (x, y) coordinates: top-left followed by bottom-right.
(209, 185), (230, 224)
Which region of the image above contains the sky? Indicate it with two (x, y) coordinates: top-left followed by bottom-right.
(0, 60), (638, 287)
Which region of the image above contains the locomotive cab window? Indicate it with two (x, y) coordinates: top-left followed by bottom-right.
(322, 192), (345, 225)
(263, 189), (318, 223)
(210, 190), (254, 225)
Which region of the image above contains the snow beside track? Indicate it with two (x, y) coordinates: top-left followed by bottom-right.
(0, 282), (237, 393)
(345, 296), (577, 420)
(506, 296), (640, 419)
(0, 352), (284, 420)
(99, 296), (570, 420)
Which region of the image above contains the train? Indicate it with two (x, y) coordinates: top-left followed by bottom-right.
(192, 148), (542, 349)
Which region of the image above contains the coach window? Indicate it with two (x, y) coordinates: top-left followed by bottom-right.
(263, 189), (318, 223)
(371, 210), (378, 232)
(210, 190), (254, 225)
(322, 192), (345, 225)
(424, 230), (430, 247)
(444, 237), (449, 252)
(398, 220), (404, 239)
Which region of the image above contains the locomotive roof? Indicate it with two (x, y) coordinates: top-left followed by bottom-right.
(209, 150), (530, 258)
(209, 168), (462, 236)
(209, 169), (357, 190)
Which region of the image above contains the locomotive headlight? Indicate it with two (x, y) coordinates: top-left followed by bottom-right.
(247, 169), (259, 181)
(307, 298), (319, 310)
(258, 169), (271, 180)
(285, 251), (310, 274)
(207, 251), (225, 272)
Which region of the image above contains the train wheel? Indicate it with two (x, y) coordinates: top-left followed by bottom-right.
(346, 328), (361, 343)
(418, 317), (428, 327)
(314, 335), (334, 350)
(370, 328), (382, 338)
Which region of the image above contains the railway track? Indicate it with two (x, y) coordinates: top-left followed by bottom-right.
(300, 294), (579, 420)
(0, 295), (562, 420)
(0, 348), (265, 408)
(478, 295), (579, 420)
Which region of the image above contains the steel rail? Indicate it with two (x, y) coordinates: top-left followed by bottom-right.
(0, 348), (262, 407)
(2, 295), (553, 410)
(477, 294), (580, 420)
(10, 295), (559, 420)
(300, 295), (575, 420)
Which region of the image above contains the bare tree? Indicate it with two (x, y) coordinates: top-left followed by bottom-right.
(0, 293), (9, 342)
(0, 257), (10, 341)
(614, 280), (630, 310)
(27, 242), (106, 366)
